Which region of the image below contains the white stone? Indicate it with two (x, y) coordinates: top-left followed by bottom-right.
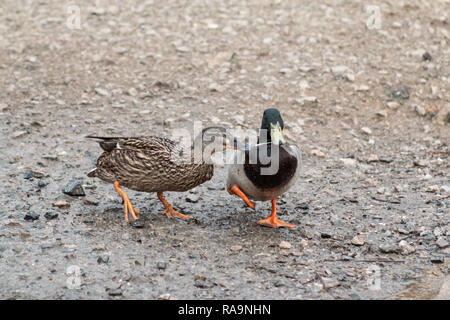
(311, 149), (325, 158)
(340, 158), (357, 166)
(279, 241), (292, 249)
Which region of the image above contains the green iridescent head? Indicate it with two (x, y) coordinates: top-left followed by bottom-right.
(258, 108), (286, 145)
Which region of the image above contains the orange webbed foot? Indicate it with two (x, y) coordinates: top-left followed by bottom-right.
(227, 185), (255, 209)
(258, 199), (295, 229)
(114, 181), (140, 223)
(157, 192), (192, 221)
(162, 207), (193, 220)
(258, 216), (295, 229)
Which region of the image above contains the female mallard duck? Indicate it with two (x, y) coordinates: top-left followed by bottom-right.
(226, 108), (301, 228)
(87, 127), (240, 223)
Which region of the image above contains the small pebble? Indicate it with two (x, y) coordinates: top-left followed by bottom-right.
(24, 211), (39, 221)
(331, 65), (349, 75)
(279, 241), (292, 249)
(415, 105), (426, 116)
(231, 245), (243, 252)
(345, 73), (355, 82)
(351, 234), (366, 246)
(62, 179), (86, 196)
(311, 149), (325, 158)
(94, 87), (109, 96)
(38, 180), (49, 188)
(376, 110), (387, 118)
(186, 194), (200, 203)
(273, 280), (285, 287)
(97, 254), (110, 264)
(413, 160), (428, 167)
(52, 200), (70, 208)
(430, 256), (445, 264)
(356, 85), (370, 92)
(131, 220), (145, 229)
(436, 237), (449, 248)
(320, 232), (333, 239)
(398, 240), (415, 255)
(127, 88), (138, 96)
(390, 85), (410, 100)
(24, 171), (34, 180)
(434, 227), (442, 237)
(12, 130), (28, 139)
(321, 277), (340, 289)
(387, 101), (400, 109)
(44, 212), (58, 220)
(340, 158), (357, 166)
(379, 244), (398, 254)
(158, 293), (171, 300)
(426, 185), (440, 193)
(108, 288), (122, 296)
(422, 52), (432, 61)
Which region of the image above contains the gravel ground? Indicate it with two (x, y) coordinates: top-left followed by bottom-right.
(0, 0), (449, 299)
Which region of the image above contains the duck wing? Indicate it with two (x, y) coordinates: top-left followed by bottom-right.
(86, 136), (188, 183)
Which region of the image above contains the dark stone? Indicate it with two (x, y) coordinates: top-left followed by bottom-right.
(321, 232), (333, 239)
(108, 288), (122, 296)
(24, 171), (34, 180)
(24, 211), (39, 221)
(62, 179), (86, 196)
(296, 203), (309, 210)
(273, 280), (285, 287)
(194, 278), (213, 288)
(389, 85), (410, 100)
(422, 52), (432, 61)
(38, 180), (49, 188)
(44, 212), (58, 220)
(97, 255), (110, 264)
(41, 243), (53, 250)
(430, 256), (445, 264)
(156, 261), (167, 270)
(131, 220), (145, 228)
(422, 234), (436, 243)
(83, 198), (99, 206)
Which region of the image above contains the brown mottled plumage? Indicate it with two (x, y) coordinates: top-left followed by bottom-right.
(87, 127), (241, 223)
(88, 136), (213, 192)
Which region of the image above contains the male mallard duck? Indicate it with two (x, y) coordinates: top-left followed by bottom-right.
(87, 127), (240, 223)
(226, 108), (301, 228)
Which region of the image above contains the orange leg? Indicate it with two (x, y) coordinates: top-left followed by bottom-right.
(258, 199), (295, 228)
(157, 192), (192, 220)
(227, 185), (255, 209)
(113, 181), (140, 223)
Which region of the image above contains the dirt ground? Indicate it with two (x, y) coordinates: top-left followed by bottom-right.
(0, 0), (449, 300)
